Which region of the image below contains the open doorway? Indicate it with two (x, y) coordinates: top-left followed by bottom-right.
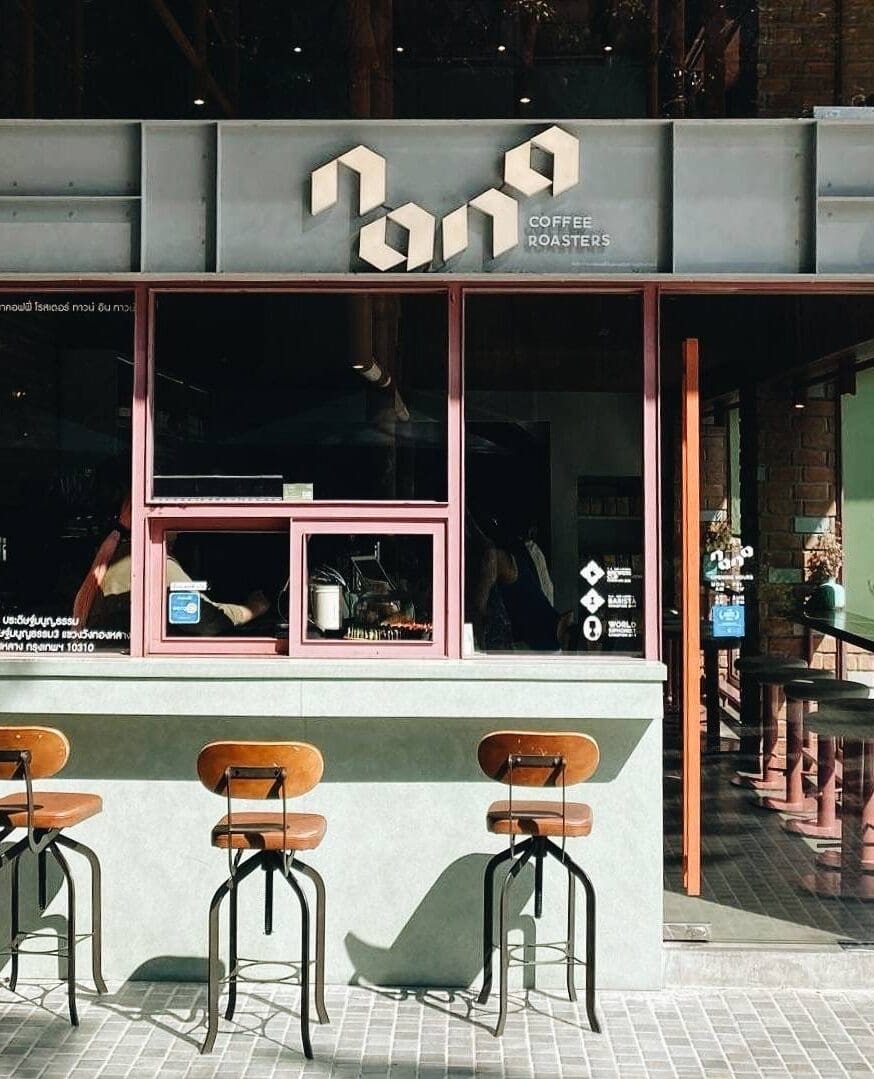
(661, 290), (874, 945)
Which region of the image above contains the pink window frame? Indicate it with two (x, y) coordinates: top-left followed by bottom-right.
(133, 281), (656, 659)
(0, 279), (658, 662)
(289, 519), (447, 658)
(146, 516), (290, 655)
(138, 284), (459, 658)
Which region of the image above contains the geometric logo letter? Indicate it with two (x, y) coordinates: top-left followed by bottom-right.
(358, 217), (406, 271)
(387, 202), (435, 271)
(358, 202), (436, 271)
(441, 205), (469, 262)
(468, 189), (518, 258)
(311, 145), (387, 216)
(504, 125), (579, 198)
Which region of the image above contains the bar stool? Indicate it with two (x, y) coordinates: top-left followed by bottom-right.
(801, 699), (874, 900)
(476, 731), (600, 1038)
(734, 654), (805, 770)
(755, 670), (835, 814)
(782, 679), (870, 837)
(0, 726), (107, 1025)
(732, 657), (807, 792)
(197, 741), (330, 1058)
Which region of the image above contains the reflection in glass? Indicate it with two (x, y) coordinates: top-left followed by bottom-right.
(464, 293), (643, 655)
(305, 534), (433, 642)
(0, 294), (133, 655)
(153, 293), (448, 503)
(163, 531), (289, 638)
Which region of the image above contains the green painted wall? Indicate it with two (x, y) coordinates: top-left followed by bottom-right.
(842, 368), (874, 619)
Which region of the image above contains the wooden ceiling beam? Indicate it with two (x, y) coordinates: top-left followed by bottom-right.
(148, 0), (237, 117)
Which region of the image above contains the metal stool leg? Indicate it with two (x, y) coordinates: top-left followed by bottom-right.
(546, 840), (599, 1034)
(225, 878), (239, 1021)
(1, 837), (30, 994)
(201, 853), (263, 1055)
(38, 850), (47, 913)
(49, 843), (78, 1027)
(202, 877), (230, 1054)
(565, 864), (577, 1003)
(534, 846), (544, 919)
(280, 856), (313, 1060)
(56, 835), (108, 994)
(264, 861), (274, 935)
(495, 846), (533, 1038)
(295, 858), (329, 1025)
(477, 844), (521, 1006)
(9, 850), (21, 993)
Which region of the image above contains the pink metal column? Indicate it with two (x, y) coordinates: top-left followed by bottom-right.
(785, 734), (840, 839)
(643, 286), (660, 662)
(128, 285), (150, 657)
(761, 698), (815, 813)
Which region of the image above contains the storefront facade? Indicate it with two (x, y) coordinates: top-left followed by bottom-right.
(1, 115), (873, 988)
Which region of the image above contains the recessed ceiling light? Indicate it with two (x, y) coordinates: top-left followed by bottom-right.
(395, 45), (404, 53)
(604, 44), (613, 53)
(497, 44), (506, 52)
(293, 45), (302, 53)
(519, 96), (532, 105)
(193, 97), (205, 106)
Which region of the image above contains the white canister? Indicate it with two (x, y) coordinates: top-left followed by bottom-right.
(309, 583), (343, 631)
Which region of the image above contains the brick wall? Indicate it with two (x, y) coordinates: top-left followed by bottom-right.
(757, 0), (874, 117)
(757, 383), (836, 661)
(701, 419), (728, 517)
(842, 0), (874, 106)
(755, 382), (874, 673)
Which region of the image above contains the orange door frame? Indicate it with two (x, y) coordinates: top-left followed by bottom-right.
(681, 337), (702, 895)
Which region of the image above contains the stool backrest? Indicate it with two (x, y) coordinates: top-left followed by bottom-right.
(197, 740), (323, 799)
(478, 731), (599, 787)
(0, 726), (69, 780)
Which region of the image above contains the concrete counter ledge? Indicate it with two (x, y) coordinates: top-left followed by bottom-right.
(0, 659), (665, 991)
(0, 657), (666, 718)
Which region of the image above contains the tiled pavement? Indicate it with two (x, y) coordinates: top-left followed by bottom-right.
(1, 982), (873, 1078)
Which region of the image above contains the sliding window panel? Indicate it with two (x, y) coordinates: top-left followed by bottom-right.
(150, 291), (449, 504)
(147, 518), (290, 655)
(290, 520), (446, 658)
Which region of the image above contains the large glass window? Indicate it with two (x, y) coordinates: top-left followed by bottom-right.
(0, 292), (133, 655)
(152, 293), (448, 503)
(464, 293), (643, 655)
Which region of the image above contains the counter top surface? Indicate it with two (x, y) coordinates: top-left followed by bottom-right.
(799, 611), (874, 654)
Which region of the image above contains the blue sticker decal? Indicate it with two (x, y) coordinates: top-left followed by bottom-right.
(712, 604), (745, 638)
(168, 591), (201, 625)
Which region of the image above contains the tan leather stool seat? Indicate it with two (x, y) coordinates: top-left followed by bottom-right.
(211, 812), (327, 850)
(487, 799), (593, 837)
(0, 791), (102, 830)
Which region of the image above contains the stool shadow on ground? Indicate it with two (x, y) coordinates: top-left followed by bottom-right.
(89, 958), (209, 1048)
(345, 853), (535, 993)
(91, 959), (321, 1059)
(0, 845), (67, 985)
(359, 983), (592, 1037)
